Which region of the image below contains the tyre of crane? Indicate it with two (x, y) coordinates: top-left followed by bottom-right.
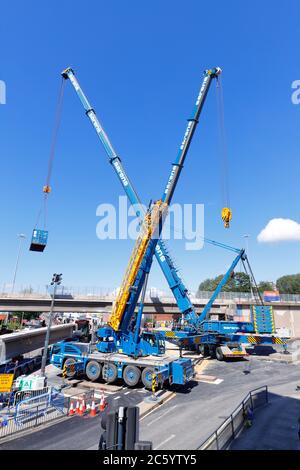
(216, 347), (224, 362)
(102, 363), (118, 383)
(86, 360), (102, 381)
(63, 358), (77, 378)
(200, 344), (210, 357)
(209, 346), (217, 359)
(141, 367), (154, 390)
(123, 365), (141, 387)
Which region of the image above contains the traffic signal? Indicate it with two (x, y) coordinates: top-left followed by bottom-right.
(51, 273), (63, 285)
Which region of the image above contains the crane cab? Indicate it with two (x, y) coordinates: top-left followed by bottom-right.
(139, 331), (165, 356)
(29, 229), (48, 252)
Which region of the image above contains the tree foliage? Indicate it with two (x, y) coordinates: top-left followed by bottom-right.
(198, 272), (251, 293)
(276, 274), (300, 294)
(198, 273), (300, 295)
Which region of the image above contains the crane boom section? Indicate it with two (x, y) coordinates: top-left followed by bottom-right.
(163, 67), (221, 204)
(109, 200), (168, 331)
(111, 69), (221, 334)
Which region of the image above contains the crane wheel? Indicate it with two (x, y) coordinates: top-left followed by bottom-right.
(216, 347), (224, 361)
(123, 365), (141, 387)
(86, 360), (102, 381)
(63, 358), (77, 378)
(141, 367), (154, 390)
(102, 363), (118, 383)
(200, 344), (210, 357)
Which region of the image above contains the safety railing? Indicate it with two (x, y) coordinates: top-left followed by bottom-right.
(198, 386), (268, 450)
(0, 405), (65, 439)
(0, 387), (68, 439)
(1, 285), (300, 303)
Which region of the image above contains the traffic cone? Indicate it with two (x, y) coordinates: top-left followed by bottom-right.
(99, 392), (106, 412)
(82, 398), (86, 413)
(75, 400), (80, 414)
(90, 400), (97, 417)
(86, 403), (91, 411)
(69, 402), (75, 416)
(78, 401), (84, 416)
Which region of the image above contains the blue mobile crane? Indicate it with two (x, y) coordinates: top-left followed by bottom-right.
(51, 67), (221, 388)
(61, 66), (220, 341)
(60, 67), (288, 361)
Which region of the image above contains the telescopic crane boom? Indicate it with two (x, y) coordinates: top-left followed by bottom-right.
(62, 67), (221, 354)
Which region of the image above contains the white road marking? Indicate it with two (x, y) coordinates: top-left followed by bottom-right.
(94, 393), (108, 399)
(147, 405), (177, 426)
(124, 391), (131, 395)
(138, 389), (147, 393)
(113, 396), (121, 400)
(214, 378), (224, 385)
(154, 434), (175, 450)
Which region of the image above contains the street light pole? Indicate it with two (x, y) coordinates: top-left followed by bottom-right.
(12, 233), (26, 293)
(243, 234), (254, 301)
(40, 273), (62, 377)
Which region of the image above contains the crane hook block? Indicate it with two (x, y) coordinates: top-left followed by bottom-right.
(43, 185), (51, 194)
(221, 207), (232, 228)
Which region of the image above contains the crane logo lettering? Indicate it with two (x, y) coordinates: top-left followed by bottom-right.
(155, 245), (166, 262)
(164, 166), (176, 194)
(180, 121), (193, 150)
(96, 196), (204, 251)
(89, 112), (104, 135)
(0, 80), (6, 104)
(113, 161), (129, 187)
(195, 75), (209, 106)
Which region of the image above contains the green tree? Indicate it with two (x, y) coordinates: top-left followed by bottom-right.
(257, 281), (274, 293)
(198, 272), (251, 294)
(276, 274), (300, 294)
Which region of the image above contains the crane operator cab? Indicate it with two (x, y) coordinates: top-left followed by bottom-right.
(139, 331), (165, 356)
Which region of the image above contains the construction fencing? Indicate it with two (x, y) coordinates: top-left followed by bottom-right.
(0, 387), (96, 439)
(198, 386), (268, 450)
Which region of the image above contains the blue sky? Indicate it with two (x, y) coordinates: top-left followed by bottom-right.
(1, 0), (300, 293)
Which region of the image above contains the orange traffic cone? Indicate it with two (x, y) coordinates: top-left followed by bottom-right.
(82, 398), (86, 413)
(75, 400), (80, 414)
(90, 400), (97, 417)
(78, 401), (84, 416)
(99, 392), (106, 412)
(69, 402), (75, 416)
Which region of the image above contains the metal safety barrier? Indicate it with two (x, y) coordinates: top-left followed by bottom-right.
(13, 386), (51, 407)
(0, 387), (68, 439)
(198, 386), (268, 450)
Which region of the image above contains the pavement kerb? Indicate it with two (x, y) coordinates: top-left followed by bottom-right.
(139, 390), (176, 419)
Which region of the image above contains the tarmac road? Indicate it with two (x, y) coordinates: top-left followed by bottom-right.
(0, 387), (151, 450)
(1, 358), (300, 450)
(139, 358), (300, 449)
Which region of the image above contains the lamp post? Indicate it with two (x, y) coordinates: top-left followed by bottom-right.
(243, 234), (254, 300)
(40, 273), (63, 377)
(12, 233), (26, 293)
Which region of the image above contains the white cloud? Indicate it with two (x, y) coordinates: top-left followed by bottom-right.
(257, 218), (300, 243)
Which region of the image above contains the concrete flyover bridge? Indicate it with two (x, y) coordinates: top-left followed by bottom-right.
(0, 291), (300, 337)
